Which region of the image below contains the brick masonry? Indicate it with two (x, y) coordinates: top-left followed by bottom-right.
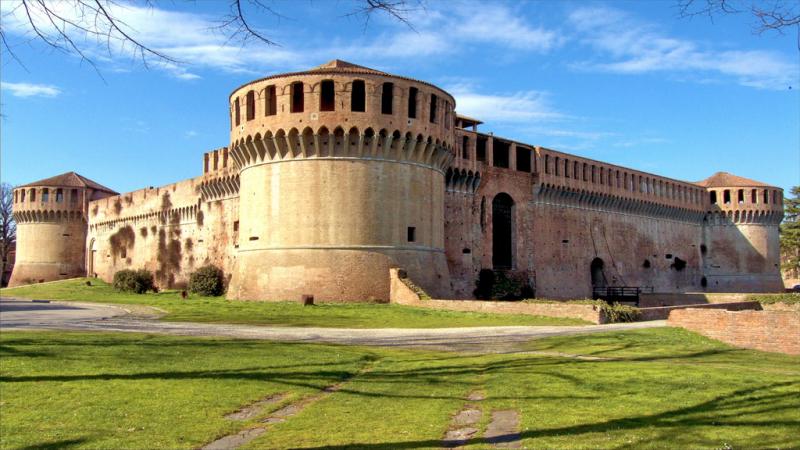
(668, 307), (800, 355)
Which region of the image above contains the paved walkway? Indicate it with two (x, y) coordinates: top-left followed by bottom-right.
(0, 298), (666, 352)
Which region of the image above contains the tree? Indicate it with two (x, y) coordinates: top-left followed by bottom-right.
(0, 0), (421, 74)
(0, 183), (16, 287)
(677, 0), (800, 48)
(780, 186), (800, 279)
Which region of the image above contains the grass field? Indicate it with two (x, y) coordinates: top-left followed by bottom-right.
(1, 328), (797, 449)
(0, 278), (589, 328)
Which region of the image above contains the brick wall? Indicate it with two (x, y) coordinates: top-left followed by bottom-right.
(668, 307), (800, 355)
(389, 268), (603, 324)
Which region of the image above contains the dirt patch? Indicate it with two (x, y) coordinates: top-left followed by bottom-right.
(484, 410), (521, 448)
(201, 427), (266, 450)
(443, 390), (484, 448)
(225, 393), (287, 421)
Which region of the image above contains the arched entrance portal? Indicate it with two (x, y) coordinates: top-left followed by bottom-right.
(590, 257), (607, 288)
(492, 193), (514, 270)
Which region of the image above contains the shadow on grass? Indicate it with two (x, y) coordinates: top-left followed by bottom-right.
(287, 382), (800, 449)
(19, 438), (89, 449)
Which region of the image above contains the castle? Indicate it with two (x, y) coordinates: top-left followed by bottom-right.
(8, 60), (785, 300)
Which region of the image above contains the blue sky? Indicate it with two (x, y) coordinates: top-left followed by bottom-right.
(1, 0), (798, 194)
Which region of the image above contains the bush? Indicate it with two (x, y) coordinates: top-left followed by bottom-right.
(188, 265), (225, 296)
(600, 302), (641, 323)
(112, 269), (155, 294)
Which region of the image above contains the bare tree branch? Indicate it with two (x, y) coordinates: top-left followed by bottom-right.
(0, 183), (16, 287)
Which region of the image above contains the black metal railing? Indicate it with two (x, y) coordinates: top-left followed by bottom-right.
(592, 286), (654, 305)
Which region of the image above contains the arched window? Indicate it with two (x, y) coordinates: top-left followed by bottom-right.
(492, 193), (515, 270)
(246, 90), (255, 120)
(381, 82), (394, 114)
(429, 94), (438, 123)
(408, 87), (419, 118)
(320, 80), (335, 112)
(264, 85), (277, 116)
(234, 98), (240, 126)
(351, 80), (365, 112)
(291, 82), (304, 113)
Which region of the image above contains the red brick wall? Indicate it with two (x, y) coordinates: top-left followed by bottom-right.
(668, 307), (800, 355)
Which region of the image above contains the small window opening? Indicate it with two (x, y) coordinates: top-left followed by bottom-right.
(246, 90), (255, 120)
(665, 254), (673, 259)
(737, 189), (744, 204)
(476, 136), (487, 161)
(429, 94), (438, 123)
(643, 259), (651, 268)
(493, 140), (510, 168)
(42, 188), (49, 202)
(233, 221), (239, 232)
(291, 81), (304, 113)
(462, 248), (471, 254)
(562, 239), (569, 244)
(701, 276), (708, 288)
(462, 136), (469, 159)
(751, 189), (757, 203)
(30, 189), (36, 202)
(700, 244), (707, 255)
(351, 80), (366, 112)
(710, 191), (717, 204)
(265, 85), (277, 116)
(234, 98), (240, 126)
(55, 189), (63, 203)
(671, 257), (687, 271)
(407, 226), (416, 242)
(772, 190), (778, 204)
(545, 155), (551, 174)
(20, 190), (26, 202)
(320, 80), (335, 112)
(408, 87), (418, 118)
(516, 147), (531, 172)
(381, 82), (393, 114)
(763, 190), (769, 204)
(723, 189), (731, 204)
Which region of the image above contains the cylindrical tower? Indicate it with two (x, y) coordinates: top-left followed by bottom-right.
(698, 172), (784, 292)
(8, 172), (116, 287)
(226, 60), (456, 301)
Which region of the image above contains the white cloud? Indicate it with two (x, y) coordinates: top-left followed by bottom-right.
(1, 82), (61, 98)
(448, 84), (564, 123)
(568, 6), (797, 89)
(184, 130), (198, 138)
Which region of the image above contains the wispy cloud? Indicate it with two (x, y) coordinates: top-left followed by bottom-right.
(568, 6), (797, 89)
(448, 83), (564, 123)
(184, 130), (198, 138)
(1, 81), (61, 98)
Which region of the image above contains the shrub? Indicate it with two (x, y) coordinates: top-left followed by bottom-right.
(112, 269), (155, 294)
(600, 302), (641, 323)
(188, 265), (225, 296)
(474, 269), (495, 300)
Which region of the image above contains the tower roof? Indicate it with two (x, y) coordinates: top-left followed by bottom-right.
(309, 59), (389, 76)
(19, 171), (118, 194)
(694, 172), (775, 188)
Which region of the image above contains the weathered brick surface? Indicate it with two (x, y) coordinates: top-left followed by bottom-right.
(668, 307), (800, 355)
(639, 301), (760, 321)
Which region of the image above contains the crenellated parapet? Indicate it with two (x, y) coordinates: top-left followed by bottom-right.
(445, 168), (481, 194)
(535, 183), (706, 223)
(696, 172), (784, 226)
(229, 126), (455, 174)
(13, 209), (85, 223)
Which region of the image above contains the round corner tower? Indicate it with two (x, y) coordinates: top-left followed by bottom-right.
(226, 60), (456, 301)
(8, 172), (117, 287)
(698, 172), (784, 292)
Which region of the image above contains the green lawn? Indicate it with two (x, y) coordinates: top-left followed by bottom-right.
(0, 278), (588, 328)
(1, 328), (797, 449)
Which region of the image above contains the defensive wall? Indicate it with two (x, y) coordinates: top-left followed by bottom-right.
(8, 60), (786, 302)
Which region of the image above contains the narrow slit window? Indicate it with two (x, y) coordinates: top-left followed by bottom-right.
(381, 82), (393, 115)
(429, 94), (438, 123)
(246, 90), (255, 120)
(234, 98), (240, 126)
(351, 80), (365, 112)
(291, 82), (304, 113)
(407, 226), (416, 242)
(408, 87), (418, 118)
(320, 80), (335, 112)
(265, 85), (277, 116)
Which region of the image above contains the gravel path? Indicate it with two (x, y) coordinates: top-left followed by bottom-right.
(0, 298), (666, 353)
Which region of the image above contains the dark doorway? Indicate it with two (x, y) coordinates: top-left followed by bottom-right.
(492, 193), (514, 270)
(590, 257), (607, 288)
